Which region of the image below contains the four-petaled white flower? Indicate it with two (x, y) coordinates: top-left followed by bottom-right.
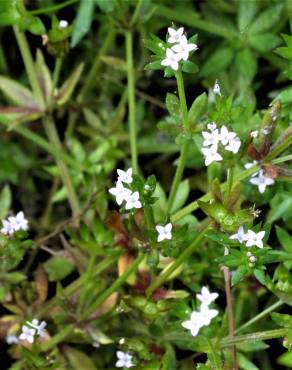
(109, 181), (132, 206)
(230, 226), (247, 244)
(116, 351), (134, 368)
(219, 125), (236, 146)
(1, 211), (29, 236)
(161, 48), (181, 71)
(202, 129), (220, 147)
(19, 325), (36, 343)
(201, 145), (223, 166)
(117, 168), (133, 184)
(156, 223), (172, 242)
(225, 137), (241, 154)
(181, 311), (202, 337)
(59, 20), (68, 28)
(167, 27), (184, 43)
(1, 219), (14, 235)
(125, 192), (142, 210)
(171, 35), (197, 61)
(245, 230), (265, 249)
(199, 305), (219, 326)
(28, 319), (47, 337)
(196, 286), (218, 307)
(249, 170), (274, 194)
(213, 80), (221, 96)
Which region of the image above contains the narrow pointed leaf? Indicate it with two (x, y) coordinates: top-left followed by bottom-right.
(57, 63), (84, 105)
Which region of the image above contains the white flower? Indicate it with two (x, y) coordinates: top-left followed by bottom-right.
(171, 35), (197, 61)
(181, 311), (202, 337)
(28, 319), (47, 337)
(198, 305), (219, 326)
(249, 170), (274, 193)
(201, 145), (223, 166)
(8, 211), (29, 232)
(1, 219), (14, 235)
(116, 351), (133, 368)
(213, 80), (221, 96)
(245, 230), (265, 249)
(6, 334), (19, 345)
(125, 191), (142, 210)
(196, 286), (218, 306)
(207, 122), (217, 131)
(250, 130), (258, 138)
(117, 168), (133, 184)
(19, 325), (36, 343)
(161, 48), (181, 71)
(167, 27), (184, 44)
(156, 223), (172, 242)
(230, 226), (247, 244)
(219, 125), (236, 146)
(202, 129), (220, 147)
(225, 137), (241, 154)
(109, 181), (132, 206)
(59, 20), (68, 28)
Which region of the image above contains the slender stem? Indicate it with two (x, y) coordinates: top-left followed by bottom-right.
(224, 167), (234, 207)
(146, 229), (207, 296)
(265, 136), (292, 162)
(235, 300), (284, 334)
(167, 70), (189, 213)
(30, 0), (78, 15)
(272, 154), (292, 164)
(222, 247), (237, 369)
(52, 58), (62, 91)
(81, 253), (145, 320)
(125, 30), (138, 174)
(40, 325), (74, 352)
(131, 0), (143, 26)
(222, 328), (288, 347)
(43, 116), (80, 218)
(13, 27), (45, 109)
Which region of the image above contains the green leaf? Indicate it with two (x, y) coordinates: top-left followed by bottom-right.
(237, 0), (257, 32)
(0, 0), (21, 25)
(271, 313), (292, 328)
(144, 60), (163, 71)
(57, 62), (84, 105)
(170, 179), (190, 213)
(232, 265), (248, 286)
(181, 60), (198, 74)
(276, 226), (292, 253)
(19, 15), (46, 36)
(43, 256), (75, 281)
(254, 268), (266, 285)
(238, 353), (260, 370)
(248, 5), (283, 35)
(200, 47), (234, 77)
(235, 48), (257, 81)
(36, 49), (53, 102)
(278, 351), (292, 366)
(95, 0), (114, 13)
(249, 33), (281, 53)
(71, 0), (95, 48)
(0, 76), (41, 109)
(188, 92), (207, 126)
(165, 93), (180, 120)
(0, 185), (11, 219)
(65, 347), (97, 370)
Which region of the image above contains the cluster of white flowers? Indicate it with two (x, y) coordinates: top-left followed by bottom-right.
(155, 223), (172, 242)
(161, 27), (198, 71)
(201, 123), (241, 166)
(19, 319), (47, 344)
(182, 287), (218, 337)
(1, 211), (29, 236)
(230, 226), (265, 249)
(116, 351), (133, 368)
(109, 168), (142, 210)
(244, 161), (274, 194)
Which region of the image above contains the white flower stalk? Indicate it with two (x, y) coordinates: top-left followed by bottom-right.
(171, 35), (197, 61)
(109, 181), (132, 206)
(201, 145), (223, 166)
(196, 286), (218, 307)
(117, 168), (133, 184)
(161, 48), (181, 71)
(125, 191), (142, 210)
(116, 351), (134, 368)
(213, 80), (221, 96)
(156, 223), (172, 242)
(245, 230), (265, 249)
(19, 325), (36, 343)
(167, 27), (184, 43)
(230, 226), (247, 244)
(249, 170), (274, 193)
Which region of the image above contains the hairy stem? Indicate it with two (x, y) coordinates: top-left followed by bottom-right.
(125, 30), (138, 174)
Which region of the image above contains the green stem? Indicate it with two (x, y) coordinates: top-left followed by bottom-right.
(224, 167), (234, 207)
(49, 57), (63, 107)
(222, 328), (288, 347)
(235, 300), (284, 334)
(125, 30), (138, 174)
(146, 229), (207, 296)
(176, 69), (189, 131)
(40, 325), (74, 352)
(272, 154), (292, 164)
(81, 253), (145, 320)
(171, 164), (261, 223)
(30, 0), (78, 15)
(43, 116), (80, 218)
(130, 0), (143, 25)
(13, 26), (45, 109)
(265, 135), (292, 162)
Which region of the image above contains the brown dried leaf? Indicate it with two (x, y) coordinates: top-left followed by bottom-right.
(33, 264), (48, 307)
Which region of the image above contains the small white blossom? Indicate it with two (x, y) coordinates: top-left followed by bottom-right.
(117, 168), (133, 184)
(249, 170), (274, 193)
(171, 35), (197, 61)
(161, 48), (181, 71)
(199, 304), (219, 326)
(116, 351), (133, 368)
(213, 80), (221, 96)
(219, 125), (236, 146)
(225, 137), (241, 154)
(202, 129), (220, 147)
(8, 212), (29, 232)
(109, 181), (132, 206)
(230, 226), (247, 244)
(207, 122), (217, 131)
(19, 325), (36, 343)
(245, 230), (265, 249)
(59, 20), (68, 28)
(167, 27), (184, 44)
(156, 223), (172, 242)
(181, 311), (202, 337)
(125, 191), (142, 210)
(6, 334), (19, 345)
(250, 130), (258, 138)
(1, 219), (14, 235)
(28, 319), (47, 337)
(196, 286), (218, 307)
(201, 145), (223, 166)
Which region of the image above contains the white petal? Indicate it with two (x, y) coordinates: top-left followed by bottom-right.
(165, 223), (172, 232)
(171, 61), (179, 71)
